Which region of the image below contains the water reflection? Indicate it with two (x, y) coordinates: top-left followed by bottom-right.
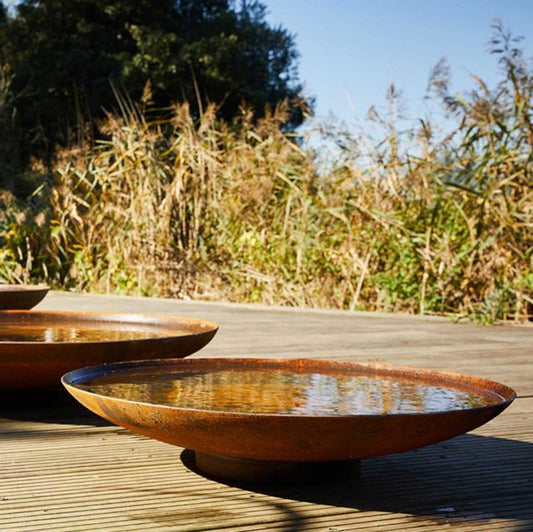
(79, 368), (504, 415)
(0, 325), (176, 342)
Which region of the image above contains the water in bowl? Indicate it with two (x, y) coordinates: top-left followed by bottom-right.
(0, 325), (179, 343)
(78, 366), (505, 415)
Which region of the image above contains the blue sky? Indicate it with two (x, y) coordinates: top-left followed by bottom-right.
(264, 1), (533, 127)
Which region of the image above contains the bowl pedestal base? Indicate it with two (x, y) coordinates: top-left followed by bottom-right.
(194, 451), (361, 484)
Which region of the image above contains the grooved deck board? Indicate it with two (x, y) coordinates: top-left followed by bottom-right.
(1, 292), (531, 531)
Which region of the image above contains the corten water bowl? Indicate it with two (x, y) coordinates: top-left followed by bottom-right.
(0, 284), (49, 310)
(62, 358), (516, 483)
(0, 311), (218, 389)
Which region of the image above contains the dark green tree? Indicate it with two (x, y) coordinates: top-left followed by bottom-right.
(0, 0), (306, 178)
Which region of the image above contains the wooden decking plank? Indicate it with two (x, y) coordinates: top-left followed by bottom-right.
(3, 468), (531, 530)
(3, 447), (530, 494)
(6, 506), (527, 532)
(3, 462), (528, 528)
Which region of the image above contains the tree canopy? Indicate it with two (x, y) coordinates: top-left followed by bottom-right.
(0, 0), (307, 174)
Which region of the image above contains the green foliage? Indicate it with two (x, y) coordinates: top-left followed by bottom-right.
(0, 0), (305, 182)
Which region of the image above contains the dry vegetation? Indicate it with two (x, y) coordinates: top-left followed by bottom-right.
(1, 25), (531, 322)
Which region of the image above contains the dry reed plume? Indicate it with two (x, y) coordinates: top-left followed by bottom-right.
(1, 24), (531, 322)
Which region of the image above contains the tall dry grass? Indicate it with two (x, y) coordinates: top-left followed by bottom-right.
(1, 24), (531, 322)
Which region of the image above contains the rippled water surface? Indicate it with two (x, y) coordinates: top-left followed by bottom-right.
(78, 367), (504, 415)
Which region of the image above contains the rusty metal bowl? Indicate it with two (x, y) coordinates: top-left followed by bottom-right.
(0, 311), (218, 389)
(0, 284), (49, 310)
(62, 358), (516, 472)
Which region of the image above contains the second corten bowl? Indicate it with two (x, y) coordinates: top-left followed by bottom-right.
(0, 311), (218, 389)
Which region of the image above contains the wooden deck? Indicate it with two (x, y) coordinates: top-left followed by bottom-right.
(1, 292), (532, 531)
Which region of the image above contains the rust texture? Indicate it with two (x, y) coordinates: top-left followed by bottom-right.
(0, 311), (218, 389)
(62, 358), (516, 464)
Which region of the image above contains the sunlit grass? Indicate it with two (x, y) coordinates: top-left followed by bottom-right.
(1, 24), (531, 322)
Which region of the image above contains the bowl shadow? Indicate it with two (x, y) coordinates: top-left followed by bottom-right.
(180, 433), (533, 531)
(0, 388), (109, 426)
